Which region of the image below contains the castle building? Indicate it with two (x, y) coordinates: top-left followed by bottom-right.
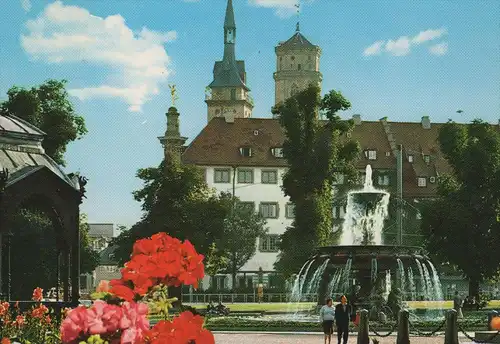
(159, 0), (479, 293)
(205, 0), (253, 123)
(274, 23), (323, 107)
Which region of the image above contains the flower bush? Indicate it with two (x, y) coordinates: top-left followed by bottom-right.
(1, 233), (214, 344)
(0, 287), (59, 343)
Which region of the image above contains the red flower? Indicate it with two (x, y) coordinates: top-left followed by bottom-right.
(144, 311), (214, 344)
(110, 233), (205, 301)
(1, 338), (11, 344)
(31, 304), (49, 318)
(32, 287), (43, 302)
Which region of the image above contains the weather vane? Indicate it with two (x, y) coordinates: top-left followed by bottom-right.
(168, 84), (178, 107)
(295, 1), (300, 31)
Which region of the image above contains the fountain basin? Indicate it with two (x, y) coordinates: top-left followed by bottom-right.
(315, 245), (427, 271)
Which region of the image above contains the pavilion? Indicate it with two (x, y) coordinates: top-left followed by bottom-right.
(0, 113), (84, 306)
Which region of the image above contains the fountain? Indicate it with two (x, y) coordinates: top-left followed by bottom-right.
(289, 165), (444, 319)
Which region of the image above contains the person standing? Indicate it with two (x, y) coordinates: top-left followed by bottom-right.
(453, 291), (464, 319)
(319, 298), (335, 344)
(334, 295), (352, 344)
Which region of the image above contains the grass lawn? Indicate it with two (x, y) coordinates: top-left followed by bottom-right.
(181, 300), (500, 312)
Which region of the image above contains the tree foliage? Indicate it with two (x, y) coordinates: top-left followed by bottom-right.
(112, 158), (266, 283)
(420, 119), (500, 297)
(272, 84), (360, 276)
(0, 79), (87, 166)
(218, 198), (268, 289)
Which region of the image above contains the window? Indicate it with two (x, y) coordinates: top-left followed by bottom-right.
(260, 202), (279, 218)
(365, 150), (377, 160)
(417, 177), (427, 187)
(424, 155), (430, 163)
(333, 173), (345, 185)
(378, 175), (390, 186)
(260, 235), (280, 252)
(271, 147), (284, 158)
(214, 168), (231, 183)
(308, 55), (311, 60)
(430, 176), (436, 183)
(261, 170), (278, 184)
(385, 151), (391, 157)
(408, 155), (414, 163)
(291, 56), (295, 60)
(298, 64), (301, 70)
(230, 89), (236, 100)
(237, 169), (253, 183)
(239, 147), (252, 157)
(239, 201), (255, 213)
(285, 203), (295, 218)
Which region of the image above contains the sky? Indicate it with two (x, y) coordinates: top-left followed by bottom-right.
(0, 0), (499, 228)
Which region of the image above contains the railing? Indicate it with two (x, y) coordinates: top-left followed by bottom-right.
(181, 293), (319, 304)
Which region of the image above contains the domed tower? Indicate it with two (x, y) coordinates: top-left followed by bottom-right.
(273, 22), (322, 108)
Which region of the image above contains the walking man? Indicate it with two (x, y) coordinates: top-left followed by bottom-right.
(334, 295), (352, 344)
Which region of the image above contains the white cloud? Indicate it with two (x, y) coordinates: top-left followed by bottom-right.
(363, 40), (385, 56)
(20, 0), (32, 12)
(429, 42), (448, 56)
(385, 36), (411, 56)
(21, 1), (176, 112)
(248, 0), (314, 18)
(363, 28), (447, 57)
(413, 28), (447, 44)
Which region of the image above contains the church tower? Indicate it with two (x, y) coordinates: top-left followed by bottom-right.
(273, 23), (322, 107)
(205, 0), (253, 123)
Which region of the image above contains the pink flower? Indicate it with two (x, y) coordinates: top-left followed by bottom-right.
(60, 306), (89, 342)
(96, 280), (110, 293)
(119, 302), (150, 344)
(87, 300), (107, 335)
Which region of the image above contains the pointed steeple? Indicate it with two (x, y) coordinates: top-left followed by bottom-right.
(296, 22), (300, 32)
(224, 0), (236, 29)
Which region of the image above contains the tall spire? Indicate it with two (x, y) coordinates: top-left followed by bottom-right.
(295, 2), (300, 32)
(224, 0), (236, 29)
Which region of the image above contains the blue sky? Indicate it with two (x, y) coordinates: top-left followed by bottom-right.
(0, 0), (499, 228)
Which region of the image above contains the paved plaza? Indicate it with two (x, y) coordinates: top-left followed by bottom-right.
(213, 332), (477, 344)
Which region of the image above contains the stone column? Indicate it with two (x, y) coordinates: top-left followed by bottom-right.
(357, 309), (370, 344)
(396, 309), (410, 344)
(444, 309), (459, 344)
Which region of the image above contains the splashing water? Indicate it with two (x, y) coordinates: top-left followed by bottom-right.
(384, 270), (392, 300)
(397, 258), (406, 296)
(371, 258), (378, 282)
(421, 260), (433, 301)
(407, 266), (416, 301)
(427, 261), (444, 303)
(305, 259), (330, 295)
(415, 259), (427, 299)
(341, 258), (353, 294)
(339, 165), (390, 245)
(327, 268), (343, 297)
(289, 260), (310, 303)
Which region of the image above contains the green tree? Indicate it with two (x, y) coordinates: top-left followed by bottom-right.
(420, 119), (500, 298)
(218, 198), (268, 290)
(0, 79), (87, 166)
(272, 84), (360, 276)
(111, 158), (229, 267)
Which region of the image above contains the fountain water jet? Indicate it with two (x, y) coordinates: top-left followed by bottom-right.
(287, 164), (445, 320)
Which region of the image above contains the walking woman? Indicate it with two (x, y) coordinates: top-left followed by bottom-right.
(319, 298), (335, 344)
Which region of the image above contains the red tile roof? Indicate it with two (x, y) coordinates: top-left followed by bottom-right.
(181, 117), (496, 198)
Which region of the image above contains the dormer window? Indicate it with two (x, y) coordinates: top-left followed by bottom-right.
(417, 177), (427, 187)
(423, 155), (430, 163)
(408, 155), (414, 163)
(239, 147), (252, 157)
(365, 150), (377, 160)
(271, 147), (284, 158)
